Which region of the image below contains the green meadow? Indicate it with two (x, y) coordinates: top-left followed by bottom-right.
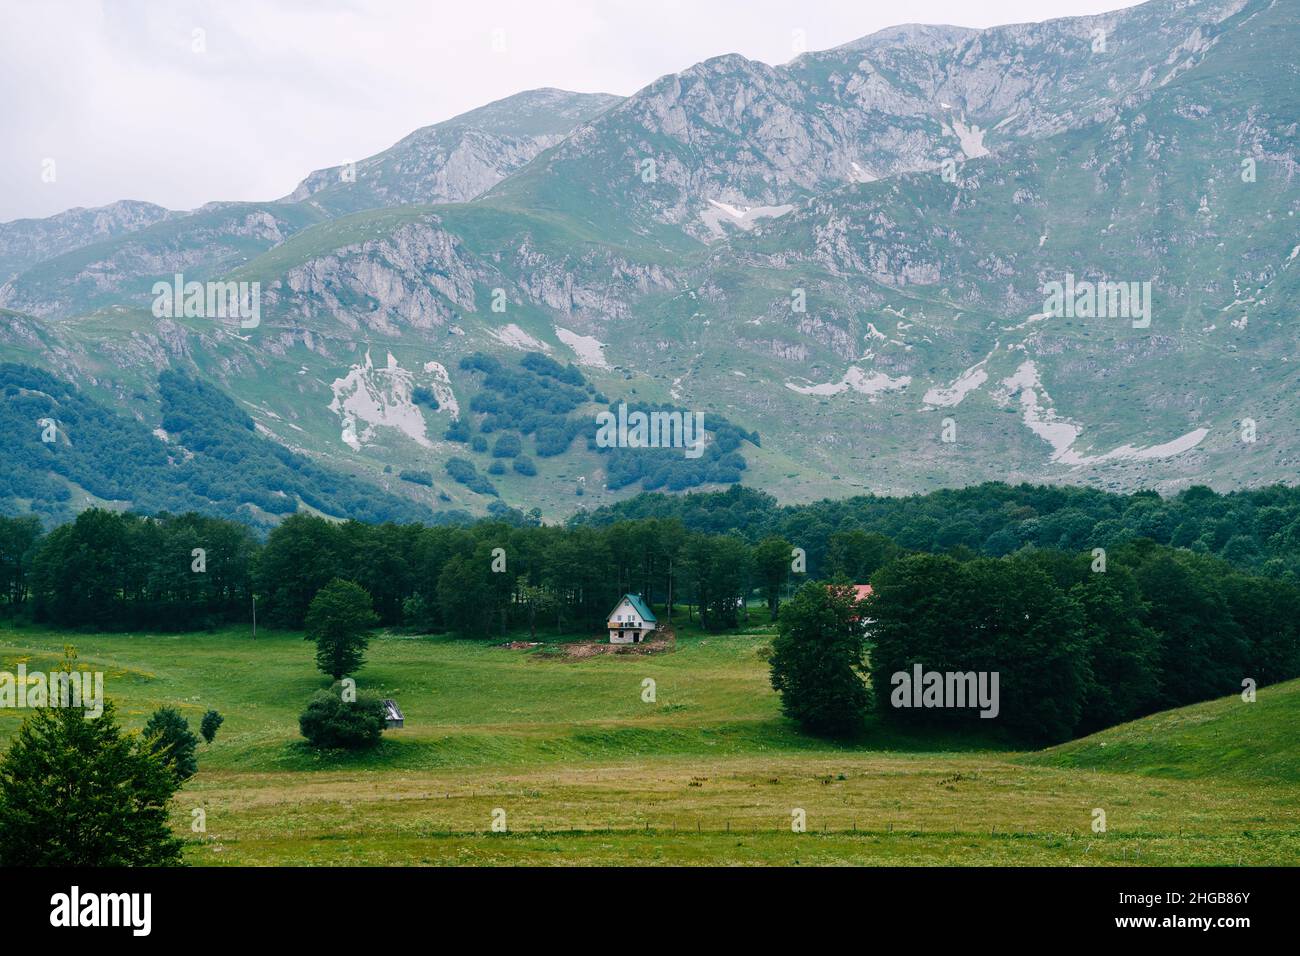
(1, 617), (1296, 866)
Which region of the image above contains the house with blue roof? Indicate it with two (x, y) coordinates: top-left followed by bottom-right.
(607, 593), (657, 644)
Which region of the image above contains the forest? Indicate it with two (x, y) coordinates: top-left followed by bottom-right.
(450, 351), (759, 493)
(0, 363), (450, 529)
(1, 477), (1298, 743)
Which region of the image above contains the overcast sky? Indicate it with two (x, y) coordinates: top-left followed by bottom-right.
(0, 0), (1140, 222)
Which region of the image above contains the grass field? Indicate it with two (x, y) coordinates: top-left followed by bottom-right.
(1, 615), (1296, 866)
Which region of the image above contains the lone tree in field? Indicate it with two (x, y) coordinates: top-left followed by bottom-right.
(0, 679), (183, 866)
(768, 581), (870, 737)
(143, 706), (200, 782)
(306, 579), (378, 680)
(199, 709), (224, 745)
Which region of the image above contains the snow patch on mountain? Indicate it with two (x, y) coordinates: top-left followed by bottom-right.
(489, 323), (551, 352)
(422, 360), (459, 418)
(850, 161), (878, 183)
(1003, 311), (1052, 331)
(945, 117), (989, 159)
(786, 365), (911, 399)
(328, 350), (431, 450)
(923, 347), (995, 408)
(555, 327), (610, 368)
(999, 361), (1208, 465)
(700, 200), (795, 237)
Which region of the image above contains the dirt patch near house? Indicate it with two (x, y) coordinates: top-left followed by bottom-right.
(536, 624), (677, 661)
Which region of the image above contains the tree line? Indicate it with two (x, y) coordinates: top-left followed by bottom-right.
(573, 482), (1300, 580)
(768, 545), (1300, 745)
(2, 498), (1297, 746)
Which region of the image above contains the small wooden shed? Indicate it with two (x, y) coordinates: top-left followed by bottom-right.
(381, 699), (404, 729)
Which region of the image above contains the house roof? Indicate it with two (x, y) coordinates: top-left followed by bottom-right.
(611, 593), (657, 623)
(381, 699), (404, 721)
(823, 583), (874, 601)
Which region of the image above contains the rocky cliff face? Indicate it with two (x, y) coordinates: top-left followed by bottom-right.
(283, 89), (622, 214)
(491, 0), (1271, 243)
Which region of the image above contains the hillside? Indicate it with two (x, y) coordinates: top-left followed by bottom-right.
(0, 362), (451, 528)
(1025, 676), (1300, 785)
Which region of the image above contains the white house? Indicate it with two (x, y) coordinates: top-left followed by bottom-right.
(607, 593), (657, 644)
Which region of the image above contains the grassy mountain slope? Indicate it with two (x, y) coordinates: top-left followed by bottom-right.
(1025, 677), (1300, 785)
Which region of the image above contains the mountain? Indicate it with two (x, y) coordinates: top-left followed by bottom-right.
(0, 199), (176, 284)
(1, 0), (1297, 528)
(283, 88), (623, 215)
(486, 0), (1259, 241)
(0, 89), (619, 320)
(0, 201), (327, 319)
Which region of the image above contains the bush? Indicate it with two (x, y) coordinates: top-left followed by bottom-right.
(445, 457), (498, 497)
(492, 434), (522, 458)
(298, 690), (386, 749)
(513, 456), (537, 477)
(398, 469), (434, 487)
(411, 386), (440, 409)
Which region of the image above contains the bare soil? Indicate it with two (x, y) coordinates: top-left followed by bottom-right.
(535, 623), (677, 660)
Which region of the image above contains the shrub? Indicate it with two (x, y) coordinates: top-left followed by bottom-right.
(398, 469), (434, 487)
(492, 434), (522, 458)
(298, 690), (386, 749)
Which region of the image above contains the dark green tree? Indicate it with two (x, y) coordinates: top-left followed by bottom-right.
(143, 706), (200, 782)
(753, 535), (793, 620)
(199, 709), (224, 745)
(826, 530), (900, 581)
(0, 687), (183, 866)
(256, 514), (342, 628)
(769, 581), (870, 736)
(305, 579), (378, 680)
(1068, 567), (1161, 732)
